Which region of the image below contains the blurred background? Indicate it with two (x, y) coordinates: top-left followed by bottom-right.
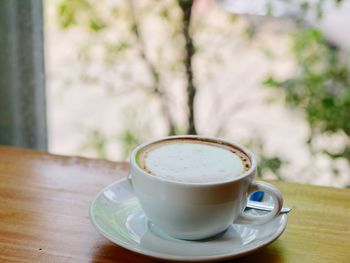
(2, 0), (350, 188)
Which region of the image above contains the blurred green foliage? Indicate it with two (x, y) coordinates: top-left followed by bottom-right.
(264, 28), (350, 163)
(119, 129), (142, 159)
(79, 129), (109, 159)
(58, 0), (106, 31)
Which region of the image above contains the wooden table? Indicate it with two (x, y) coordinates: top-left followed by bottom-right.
(0, 146), (349, 263)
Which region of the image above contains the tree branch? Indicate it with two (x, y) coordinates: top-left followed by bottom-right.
(128, 0), (176, 135)
(178, 0), (197, 134)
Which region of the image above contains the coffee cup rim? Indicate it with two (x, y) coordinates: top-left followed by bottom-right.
(130, 135), (257, 187)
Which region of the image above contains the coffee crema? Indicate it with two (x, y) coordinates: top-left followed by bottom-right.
(136, 138), (251, 183)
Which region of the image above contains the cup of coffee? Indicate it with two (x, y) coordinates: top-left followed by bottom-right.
(129, 135), (283, 240)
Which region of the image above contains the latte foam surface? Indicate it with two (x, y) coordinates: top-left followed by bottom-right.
(137, 140), (247, 183)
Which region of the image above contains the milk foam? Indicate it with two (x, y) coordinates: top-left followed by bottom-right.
(140, 141), (245, 183)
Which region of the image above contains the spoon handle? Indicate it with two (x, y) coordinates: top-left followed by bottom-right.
(247, 200), (292, 213)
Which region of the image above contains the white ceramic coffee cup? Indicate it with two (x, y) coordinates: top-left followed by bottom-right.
(129, 135), (283, 240)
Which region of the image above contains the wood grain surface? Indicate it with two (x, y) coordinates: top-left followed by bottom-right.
(0, 146), (349, 262)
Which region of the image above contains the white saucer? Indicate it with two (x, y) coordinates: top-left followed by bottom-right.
(90, 178), (288, 262)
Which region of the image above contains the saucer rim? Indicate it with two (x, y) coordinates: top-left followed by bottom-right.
(90, 178), (288, 262)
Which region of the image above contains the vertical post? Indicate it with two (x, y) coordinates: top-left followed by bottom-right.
(0, 0), (47, 150)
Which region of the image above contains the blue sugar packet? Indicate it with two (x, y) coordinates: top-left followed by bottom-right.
(250, 191), (264, 202)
